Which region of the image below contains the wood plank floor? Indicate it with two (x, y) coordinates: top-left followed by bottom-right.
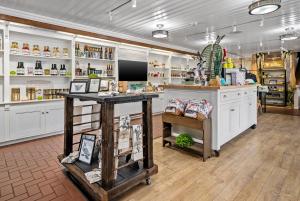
(120, 113), (300, 201)
(0, 113), (299, 201)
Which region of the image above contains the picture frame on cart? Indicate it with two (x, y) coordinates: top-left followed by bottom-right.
(78, 134), (96, 164)
(88, 78), (101, 93)
(69, 80), (89, 94)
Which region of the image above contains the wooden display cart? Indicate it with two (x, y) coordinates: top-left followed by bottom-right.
(58, 93), (158, 201)
(162, 113), (212, 161)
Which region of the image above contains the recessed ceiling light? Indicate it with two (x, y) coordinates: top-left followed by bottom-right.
(249, 0), (281, 15)
(280, 27), (298, 41)
(152, 24), (169, 39)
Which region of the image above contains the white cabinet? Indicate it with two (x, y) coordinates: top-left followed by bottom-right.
(219, 87), (257, 147)
(0, 107), (6, 142)
(44, 106), (64, 134)
(220, 101), (240, 145)
(9, 102), (64, 141)
(10, 106), (44, 140)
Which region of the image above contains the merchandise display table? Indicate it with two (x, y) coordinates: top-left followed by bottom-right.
(58, 93), (159, 201)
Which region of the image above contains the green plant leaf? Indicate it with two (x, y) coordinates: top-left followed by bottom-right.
(175, 133), (194, 148)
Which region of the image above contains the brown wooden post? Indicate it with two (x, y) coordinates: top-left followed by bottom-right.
(64, 96), (74, 156)
(142, 98), (154, 169)
(203, 118), (212, 162)
(101, 102), (115, 189)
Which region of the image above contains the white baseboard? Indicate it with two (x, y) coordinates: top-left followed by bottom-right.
(0, 131), (63, 147)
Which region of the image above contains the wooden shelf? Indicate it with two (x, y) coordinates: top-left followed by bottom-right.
(261, 68), (285, 71)
(163, 136), (204, 153)
(10, 53), (72, 60)
(75, 56), (115, 62)
(74, 76), (115, 79)
(263, 83), (285, 86)
(162, 113), (212, 161)
(10, 75), (71, 78)
(266, 97), (285, 100)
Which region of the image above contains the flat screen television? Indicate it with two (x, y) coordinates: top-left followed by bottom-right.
(118, 60), (148, 81)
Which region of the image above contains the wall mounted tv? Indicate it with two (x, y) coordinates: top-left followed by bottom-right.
(118, 60), (148, 81)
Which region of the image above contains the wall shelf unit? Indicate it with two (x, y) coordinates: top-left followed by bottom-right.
(0, 21), (194, 146)
(261, 68), (287, 107)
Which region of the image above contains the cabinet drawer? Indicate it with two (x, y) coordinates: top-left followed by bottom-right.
(220, 91), (242, 102)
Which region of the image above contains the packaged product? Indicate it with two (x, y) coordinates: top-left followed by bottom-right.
(184, 99), (213, 120)
(165, 98), (187, 116)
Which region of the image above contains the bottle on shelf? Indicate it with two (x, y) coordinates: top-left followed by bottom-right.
(59, 64), (66, 76)
(104, 47), (108, 59)
(50, 64), (58, 76)
(16, 62), (25, 75)
(108, 48), (113, 60)
(34, 60), (43, 75)
(99, 47), (103, 59)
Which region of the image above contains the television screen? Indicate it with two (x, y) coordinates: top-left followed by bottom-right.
(118, 60), (148, 81)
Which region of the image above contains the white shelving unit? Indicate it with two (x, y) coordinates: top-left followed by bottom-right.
(148, 50), (171, 84)
(0, 21), (194, 146)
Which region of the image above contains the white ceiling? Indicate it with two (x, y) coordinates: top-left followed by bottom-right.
(0, 0), (300, 56)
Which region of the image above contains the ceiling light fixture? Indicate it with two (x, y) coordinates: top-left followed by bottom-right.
(280, 27), (298, 41)
(152, 24), (169, 39)
(249, 0), (281, 15)
(132, 0), (137, 8)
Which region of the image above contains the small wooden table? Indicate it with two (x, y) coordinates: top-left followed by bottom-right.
(58, 93), (159, 201)
(162, 113), (212, 161)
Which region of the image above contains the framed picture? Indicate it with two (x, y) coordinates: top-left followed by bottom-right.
(69, 80), (89, 94)
(88, 78), (101, 93)
(78, 134), (96, 164)
(100, 80), (109, 91)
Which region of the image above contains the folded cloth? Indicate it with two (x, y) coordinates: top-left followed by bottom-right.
(61, 151), (79, 164)
(85, 169), (102, 184)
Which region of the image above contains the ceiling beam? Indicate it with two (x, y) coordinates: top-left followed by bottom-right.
(0, 13), (197, 56)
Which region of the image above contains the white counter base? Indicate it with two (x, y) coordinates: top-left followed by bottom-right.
(163, 85), (257, 151)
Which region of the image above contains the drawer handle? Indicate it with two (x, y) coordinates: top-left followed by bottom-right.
(223, 95), (227, 98)
(244, 92), (247, 95)
(230, 109), (235, 112)
(238, 93), (241, 96)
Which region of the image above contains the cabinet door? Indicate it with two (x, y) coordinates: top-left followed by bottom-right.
(10, 107), (43, 139)
(44, 107), (64, 134)
(240, 99), (249, 131)
(0, 107), (5, 142)
(248, 95), (257, 126)
(220, 102), (240, 146)
(220, 104), (231, 146)
(230, 104), (240, 138)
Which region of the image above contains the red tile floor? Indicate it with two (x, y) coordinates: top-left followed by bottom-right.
(0, 135), (87, 201)
(0, 115), (162, 201)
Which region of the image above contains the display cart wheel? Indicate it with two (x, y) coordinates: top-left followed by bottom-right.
(146, 177), (151, 185)
(251, 124), (257, 129)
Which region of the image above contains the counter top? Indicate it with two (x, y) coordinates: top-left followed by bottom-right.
(59, 92), (159, 103)
(162, 84), (257, 90)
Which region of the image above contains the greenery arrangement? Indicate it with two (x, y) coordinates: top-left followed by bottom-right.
(88, 74), (98, 79)
(175, 133), (194, 148)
